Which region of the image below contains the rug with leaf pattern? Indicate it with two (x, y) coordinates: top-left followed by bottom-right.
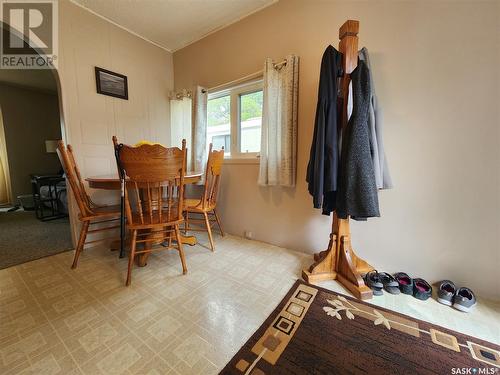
(221, 280), (499, 374)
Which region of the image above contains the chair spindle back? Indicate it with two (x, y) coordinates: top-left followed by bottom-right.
(117, 140), (187, 226)
(56, 141), (92, 217)
(201, 144), (224, 209)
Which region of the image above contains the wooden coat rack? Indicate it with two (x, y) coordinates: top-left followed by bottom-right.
(302, 20), (374, 300)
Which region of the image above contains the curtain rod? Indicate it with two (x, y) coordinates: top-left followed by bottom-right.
(208, 70), (263, 92)
(208, 59), (287, 93)
(170, 88), (192, 100)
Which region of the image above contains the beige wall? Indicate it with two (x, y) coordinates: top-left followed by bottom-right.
(174, 0), (500, 299)
(56, 0), (174, 237)
(58, 0), (173, 190)
(0, 84), (61, 199)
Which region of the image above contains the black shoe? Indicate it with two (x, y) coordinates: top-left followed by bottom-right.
(378, 272), (401, 294)
(364, 270), (383, 296)
(453, 287), (477, 313)
(413, 278), (432, 300)
(394, 272), (413, 295)
(437, 280), (456, 306)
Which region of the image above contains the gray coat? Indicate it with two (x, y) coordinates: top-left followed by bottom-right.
(336, 60), (380, 220)
(359, 47), (393, 189)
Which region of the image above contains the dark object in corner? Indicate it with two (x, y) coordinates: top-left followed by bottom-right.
(31, 174), (68, 221)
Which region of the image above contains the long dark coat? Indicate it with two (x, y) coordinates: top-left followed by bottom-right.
(306, 46), (343, 214)
(335, 60), (380, 220)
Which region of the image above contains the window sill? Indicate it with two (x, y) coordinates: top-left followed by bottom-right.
(224, 157), (260, 165)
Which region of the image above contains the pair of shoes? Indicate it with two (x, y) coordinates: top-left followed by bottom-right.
(394, 272), (432, 301)
(437, 280), (476, 312)
(364, 270), (400, 296)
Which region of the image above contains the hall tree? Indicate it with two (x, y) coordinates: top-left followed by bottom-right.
(303, 20), (377, 300)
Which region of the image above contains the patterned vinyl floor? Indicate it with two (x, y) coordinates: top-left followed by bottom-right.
(1, 233), (498, 374)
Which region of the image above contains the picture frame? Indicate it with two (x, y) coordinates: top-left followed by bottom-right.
(95, 67), (128, 100)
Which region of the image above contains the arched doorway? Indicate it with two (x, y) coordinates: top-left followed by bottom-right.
(0, 21), (73, 269)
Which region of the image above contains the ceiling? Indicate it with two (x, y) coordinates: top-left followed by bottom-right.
(71, 0), (278, 52)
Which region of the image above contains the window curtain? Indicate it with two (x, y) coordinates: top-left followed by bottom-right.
(0, 108), (11, 205)
(258, 55), (299, 187)
(191, 86), (208, 174)
(170, 96), (192, 168)
(0, 156), (8, 204)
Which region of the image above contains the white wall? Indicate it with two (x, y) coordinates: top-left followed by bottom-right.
(58, 0), (173, 183)
(57, 0), (174, 227)
(173, 0), (500, 299)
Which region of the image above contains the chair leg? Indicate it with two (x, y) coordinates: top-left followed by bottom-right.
(71, 221), (89, 269)
(213, 209), (224, 237)
(168, 226), (172, 248)
(174, 225), (187, 274)
(203, 212), (215, 252)
(184, 211), (189, 234)
(126, 230), (137, 286)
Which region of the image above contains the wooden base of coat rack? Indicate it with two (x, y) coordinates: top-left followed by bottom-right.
(302, 20), (374, 300)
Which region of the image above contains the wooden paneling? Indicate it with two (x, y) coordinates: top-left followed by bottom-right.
(57, 0), (174, 242)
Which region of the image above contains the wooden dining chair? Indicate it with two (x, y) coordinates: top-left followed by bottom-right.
(56, 141), (121, 269)
(116, 139), (188, 286)
(183, 144), (224, 251)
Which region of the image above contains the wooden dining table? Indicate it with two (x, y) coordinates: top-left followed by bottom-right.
(86, 171), (202, 266)
(86, 172), (202, 190)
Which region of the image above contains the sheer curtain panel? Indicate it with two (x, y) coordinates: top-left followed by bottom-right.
(258, 55), (299, 187)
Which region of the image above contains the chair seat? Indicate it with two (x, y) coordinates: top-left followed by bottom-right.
(184, 198), (214, 212)
(127, 210), (183, 229)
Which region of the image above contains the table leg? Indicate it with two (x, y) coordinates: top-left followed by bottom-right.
(179, 234), (197, 246)
(110, 238), (130, 251)
(137, 252), (150, 267)
(162, 234), (197, 246)
(119, 179), (126, 258)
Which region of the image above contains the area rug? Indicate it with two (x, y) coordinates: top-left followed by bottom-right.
(221, 280), (499, 374)
(0, 211), (73, 269)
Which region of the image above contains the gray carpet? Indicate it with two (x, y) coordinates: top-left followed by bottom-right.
(0, 211), (73, 269)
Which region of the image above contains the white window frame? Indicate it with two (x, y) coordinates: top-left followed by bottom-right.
(208, 79), (263, 161)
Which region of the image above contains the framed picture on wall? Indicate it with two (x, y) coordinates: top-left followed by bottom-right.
(95, 67), (128, 100)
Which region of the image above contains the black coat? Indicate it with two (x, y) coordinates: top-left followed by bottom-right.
(336, 60), (380, 220)
(306, 46), (343, 214)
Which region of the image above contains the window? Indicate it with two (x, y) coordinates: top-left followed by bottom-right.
(212, 134), (230, 151)
(239, 90), (263, 153)
(207, 94), (231, 153)
(206, 80), (263, 159)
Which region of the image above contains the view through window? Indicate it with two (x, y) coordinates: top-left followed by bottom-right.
(206, 81), (263, 157)
(239, 91), (263, 153)
(207, 95), (231, 152)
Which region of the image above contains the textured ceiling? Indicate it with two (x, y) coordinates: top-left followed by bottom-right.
(71, 0), (277, 52)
